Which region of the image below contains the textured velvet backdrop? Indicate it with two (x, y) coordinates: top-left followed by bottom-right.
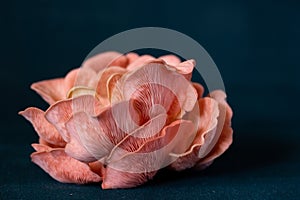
(1, 0), (300, 199)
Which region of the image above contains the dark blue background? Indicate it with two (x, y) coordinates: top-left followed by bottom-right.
(1, 0), (300, 199)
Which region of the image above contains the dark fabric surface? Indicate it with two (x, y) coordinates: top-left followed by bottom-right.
(1, 122), (300, 199)
(1, 0), (300, 199)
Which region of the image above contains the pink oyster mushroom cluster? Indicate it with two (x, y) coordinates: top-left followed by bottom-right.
(19, 52), (233, 189)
